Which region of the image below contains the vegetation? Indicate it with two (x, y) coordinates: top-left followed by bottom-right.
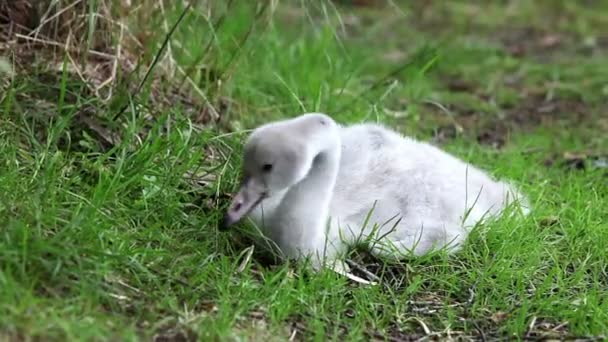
(1, 1), (606, 340)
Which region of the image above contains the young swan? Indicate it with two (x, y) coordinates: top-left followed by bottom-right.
(221, 113), (529, 272)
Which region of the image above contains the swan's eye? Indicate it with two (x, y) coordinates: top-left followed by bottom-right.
(262, 164), (273, 172)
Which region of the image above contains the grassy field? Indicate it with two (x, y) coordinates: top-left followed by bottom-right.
(1, 1), (607, 340)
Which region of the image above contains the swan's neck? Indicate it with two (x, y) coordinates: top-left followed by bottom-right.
(273, 136), (341, 259)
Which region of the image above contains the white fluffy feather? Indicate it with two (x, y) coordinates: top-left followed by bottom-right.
(223, 113), (530, 271)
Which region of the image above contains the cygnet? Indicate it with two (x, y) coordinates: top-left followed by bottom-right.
(221, 113), (529, 273)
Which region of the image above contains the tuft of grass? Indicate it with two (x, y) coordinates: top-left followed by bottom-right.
(1, 0), (607, 340)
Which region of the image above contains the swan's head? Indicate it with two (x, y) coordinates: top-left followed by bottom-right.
(221, 113), (336, 229)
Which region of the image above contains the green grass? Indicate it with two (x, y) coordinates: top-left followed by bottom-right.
(1, 1), (607, 340)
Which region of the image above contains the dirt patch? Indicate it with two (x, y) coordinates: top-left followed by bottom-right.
(152, 323), (197, 342)
(480, 94), (588, 148)
(377, 2), (608, 61)
(426, 90), (593, 148)
(544, 151), (608, 173)
(497, 26), (607, 61)
(497, 27), (569, 60)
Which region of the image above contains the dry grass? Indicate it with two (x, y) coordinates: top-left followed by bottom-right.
(0, 0), (228, 124)
(2, 0), (118, 92)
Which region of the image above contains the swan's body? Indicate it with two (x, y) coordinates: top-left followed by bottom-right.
(222, 113), (529, 270)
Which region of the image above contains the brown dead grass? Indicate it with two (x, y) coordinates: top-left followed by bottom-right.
(0, 0), (221, 126)
(2, 0), (123, 93)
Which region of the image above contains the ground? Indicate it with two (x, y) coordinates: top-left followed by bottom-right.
(0, 1), (607, 341)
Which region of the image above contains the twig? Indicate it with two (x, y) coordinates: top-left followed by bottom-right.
(236, 245), (255, 273)
(29, 0), (84, 39)
(13, 33), (115, 60)
(411, 317), (431, 335)
(472, 320), (487, 342)
(30, 0), (65, 42)
(345, 259), (381, 283)
(466, 278), (479, 306)
(525, 316), (537, 339)
(95, 21), (123, 101)
(158, 0), (176, 74)
(63, 32), (88, 85)
(288, 328), (297, 342)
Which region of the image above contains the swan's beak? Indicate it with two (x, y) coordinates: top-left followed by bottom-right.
(220, 177), (266, 230)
